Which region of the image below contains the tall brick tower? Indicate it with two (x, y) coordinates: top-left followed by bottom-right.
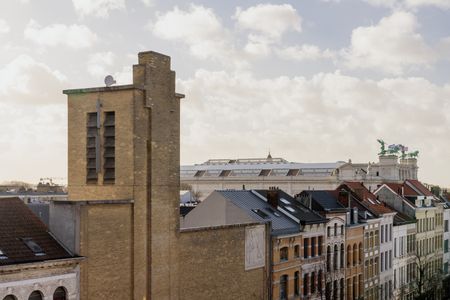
(54, 51), (183, 299)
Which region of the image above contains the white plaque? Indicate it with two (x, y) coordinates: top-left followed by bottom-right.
(245, 225), (265, 270)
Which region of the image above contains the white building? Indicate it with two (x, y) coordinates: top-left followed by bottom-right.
(181, 154), (419, 200)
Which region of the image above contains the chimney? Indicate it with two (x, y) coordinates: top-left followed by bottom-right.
(267, 187), (279, 208)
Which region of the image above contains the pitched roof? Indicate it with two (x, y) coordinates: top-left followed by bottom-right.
(300, 190), (345, 211)
(405, 180), (434, 197)
(217, 190), (300, 235)
(382, 182), (418, 197)
(0, 197), (73, 266)
(254, 190), (327, 225)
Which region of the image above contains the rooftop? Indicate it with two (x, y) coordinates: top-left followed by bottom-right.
(0, 197), (73, 266)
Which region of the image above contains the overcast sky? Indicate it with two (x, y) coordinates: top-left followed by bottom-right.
(0, 0), (449, 186)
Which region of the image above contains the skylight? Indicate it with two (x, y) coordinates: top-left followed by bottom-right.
(286, 206), (296, 213)
(21, 238), (46, 256)
(252, 209), (269, 219)
(280, 198), (290, 205)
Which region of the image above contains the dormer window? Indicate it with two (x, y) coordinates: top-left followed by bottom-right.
(0, 249), (7, 259)
(21, 238), (46, 256)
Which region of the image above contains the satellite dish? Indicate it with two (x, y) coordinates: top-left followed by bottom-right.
(104, 75), (116, 87)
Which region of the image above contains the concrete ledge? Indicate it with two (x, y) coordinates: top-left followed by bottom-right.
(63, 84), (136, 95)
(180, 222), (262, 233)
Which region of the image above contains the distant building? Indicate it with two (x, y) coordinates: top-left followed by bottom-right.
(0, 197), (81, 300)
(183, 189), (327, 300)
(181, 154), (419, 200)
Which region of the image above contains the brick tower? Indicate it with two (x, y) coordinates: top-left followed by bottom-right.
(55, 51), (183, 299)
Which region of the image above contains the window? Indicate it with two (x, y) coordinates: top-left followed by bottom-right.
(311, 272), (316, 293)
(294, 245), (300, 258)
(381, 225), (384, 243)
(381, 252), (384, 272)
(259, 169), (271, 176)
(280, 247), (288, 261)
(53, 287), (67, 300)
(445, 240), (449, 253)
(103, 111), (115, 184)
(445, 220), (449, 232)
(304, 238), (309, 258)
(304, 273), (309, 296)
(340, 278), (344, 300)
(294, 272), (299, 296)
(318, 236), (323, 256)
(341, 225), (344, 235)
(3, 296), (17, 300)
(311, 237), (316, 257)
(359, 242), (363, 264)
(340, 244), (344, 269)
(0, 249), (7, 260)
(86, 112), (98, 183)
(334, 223), (338, 236)
(334, 245), (338, 270)
(318, 270), (323, 292)
(280, 275), (288, 300)
(353, 244), (357, 266)
(328, 227), (331, 237)
(21, 238), (45, 256)
(28, 291), (43, 300)
(369, 232), (374, 248)
(347, 245), (352, 267)
(327, 246), (331, 271)
(251, 209), (269, 219)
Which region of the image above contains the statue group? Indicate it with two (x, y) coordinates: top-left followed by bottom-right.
(377, 139), (419, 158)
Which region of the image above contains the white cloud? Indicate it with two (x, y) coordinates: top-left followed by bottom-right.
(277, 44), (336, 61)
(234, 4), (301, 39)
(364, 0), (450, 9)
(151, 5), (236, 62)
(72, 0), (125, 17)
(87, 51), (116, 77)
(179, 69), (450, 186)
(141, 0), (154, 7)
(24, 20), (98, 49)
(0, 55), (66, 105)
(342, 11), (436, 75)
(0, 19), (10, 34)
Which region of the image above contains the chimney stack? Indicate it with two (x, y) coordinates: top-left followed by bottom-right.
(267, 187), (280, 208)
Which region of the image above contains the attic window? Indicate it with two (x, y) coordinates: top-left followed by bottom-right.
(280, 198), (290, 205)
(259, 169), (271, 176)
(286, 206), (296, 213)
(0, 249), (7, 259)
(21, 238), (45, 256)
(265, 207), (281, 217)
(219, 170), (231, 177)
(287, 169), (299, 176)
(194, 170), (205, 177)
(252, 209), (269, 219)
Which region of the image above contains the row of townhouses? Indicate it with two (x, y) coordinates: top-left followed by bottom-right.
(181, 178), (450, 300)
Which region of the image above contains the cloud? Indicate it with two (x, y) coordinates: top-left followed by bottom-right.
(72, 0), (126, 17)
(0, 55), (67, 105)
(141, 0), (154, 7)
(364, 0), (450, 9)
(24, 20), (98, 49)
(342, 11), (436, 75)
(87, 51), (116, 77)
(151, 4), (236, 62)
(0, 19), (10, 34)
(179, 69), (450, 186)
(234, 4), (301, 39)
(276, 45), (336, 61)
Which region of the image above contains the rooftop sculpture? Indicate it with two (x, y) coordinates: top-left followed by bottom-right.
(377, 139), (419, 158)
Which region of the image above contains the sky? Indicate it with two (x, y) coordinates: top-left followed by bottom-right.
(0, 0), (449, 186)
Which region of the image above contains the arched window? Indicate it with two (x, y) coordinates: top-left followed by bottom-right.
(280, 274), (288, 300)
(53, 287), (67, 300)
(28, 291), (43, 300)
(318, 270), (323, 292)
(334, 244), (338, 270)
(3, 296), (17, 300)
(327, 245), (332, 271)
(340, 244), (344, 269)
(353, 244), (358, 266)
(347, 245), (352, 267)
(334, 223), (337, 236)
(280, 247), (289, 261)
(359, 242), (363, 264)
